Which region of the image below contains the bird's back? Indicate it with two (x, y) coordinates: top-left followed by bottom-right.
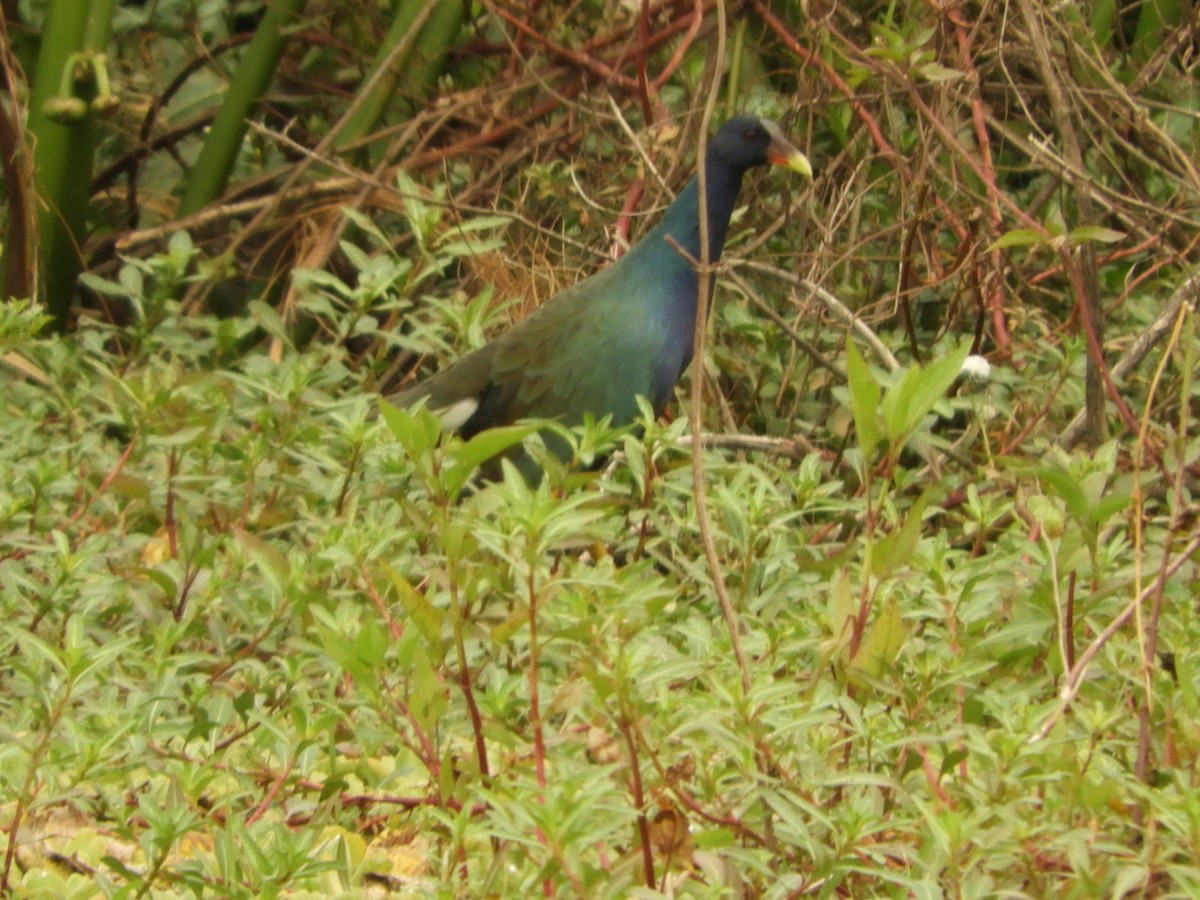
(390, 219), (700, 436)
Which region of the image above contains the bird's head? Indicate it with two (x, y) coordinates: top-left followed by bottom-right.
(710, 116), (813, 179)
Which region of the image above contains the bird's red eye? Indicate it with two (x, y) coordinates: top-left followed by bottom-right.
(744, 129), (759, 141)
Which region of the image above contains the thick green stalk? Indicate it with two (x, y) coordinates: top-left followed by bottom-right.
(0, 14), (37, 303)
(334, 0), (466, 155)
(394, 0), (466, 112)
(25, 0), (117, 330)
(176, 0), (308, 217)
(1132, 0), (1181, 52)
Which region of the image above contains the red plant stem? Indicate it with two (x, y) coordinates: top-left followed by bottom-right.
(359, 562), (406, 641)
(636, 0), (653, 121)
(165, 448), (179, 559)
(902, 83), (1137, 425)
(998, 370), (1071, 455)
(652, 0), (704, 89)
(614, 177), (646, 248)
(1028, 234), (1162, 288)
(636, 729), (772, 845)
(1059, 246), (1140, 433)
(58, 435), (138, 534)
(753, 1), (899, 164)
(448, 561), (489, 777)
(1065, 569), (1077, 671)
(527, 568), (546, 787)
(949, 6), (1012, 351)
(406, 95), (568, 169)
(491, 5), (640, 90)
(618, 712), (656, 888)
(246, 755), (295, 825)
(912, 743), (955, 807)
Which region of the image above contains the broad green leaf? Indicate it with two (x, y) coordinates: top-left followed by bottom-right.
(882, 342), (972, 446)
(13, 627), (68, 675)
(440, 214), (512, 235)
(438, 237), (506, 259)
(872, 489), (932, 580)
(407, 634), (446, 735)
(1091, 0), (1117, 45)
(248, 299), (292, 345)
(339, 241), (372, 273)
(438, 747), (458, 804)
(79, 273), (133, 297)
(108, 473), (152, 501)
(1038, 466), (1089, 521)
(880, 364), (918, 446)
(444, 423), (541, 496)
(233, 526), (290, 580)
(828, 569), (856, 655)
(988, 228), (1046, 251)
(316, 623), (372, 686)
(849, 597), (906, 683)
(915, 62), (963, 82)
(379, 399), (443, 459)
(829, 102), (853, 145)
(147, 425), (208, 447)
(846, 339), (882, 460)
(1089, 490), (1131, 526)
(342, 205), (392, 246)
(1110, 866), (1150, 898)
(1068, 226), (1125, 246)
(383, 561), (445, 650)
(1027, 494), (1066, 537)
(940, 748), (969, 776)
(355, 618), (389, 668)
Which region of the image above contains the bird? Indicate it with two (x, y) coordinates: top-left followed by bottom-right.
(386, 115), (811, 477)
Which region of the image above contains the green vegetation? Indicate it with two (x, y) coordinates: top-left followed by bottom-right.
(2, 0), (1198, 896)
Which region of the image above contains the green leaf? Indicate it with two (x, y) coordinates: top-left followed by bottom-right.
(147, 425), (209, 448)
(355, 619), (389, 668)
(829, 102), (853, 145)
(444, 423), (541, 495)
(1110, 866), (1150, 898)
(849, 597), (906, 683)
(315, 622), (372, 686)
(846, 339), (882, 460)
(828, 569), (856, 655)
(233, 527), (290, 580)
(379, 399), (443, 459)
(342, 206), (393, 246)
(440, 214), (511, 235)
(879, 365), (918, 446)
(1067, 226), (1125, 246)
(383, 561), (445, 650)
(872, 489), (932, 580)
(1089, 490), (1131, 526)
(403, 630), (445, 733)
(882, 342), (972, 447)
(437, 237), (506, 259)
(248, 299), (293, 345)
(940, 748), (969, 776)
(78, 273), (133, 298)
(914, 62), (963, 83)
(1038, 466), (1089, 522)
(988, 228), (1047, 251)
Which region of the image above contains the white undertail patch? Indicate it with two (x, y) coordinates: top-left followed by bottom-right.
(436, 398), (480, 432)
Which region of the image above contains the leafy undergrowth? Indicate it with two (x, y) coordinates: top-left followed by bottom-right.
(2, 235), (1199, 899)
(5, 0), (1200, 890)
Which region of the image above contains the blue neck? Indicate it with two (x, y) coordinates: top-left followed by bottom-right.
(609, 154), (748, 397)
(647, 155), (747, 266)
